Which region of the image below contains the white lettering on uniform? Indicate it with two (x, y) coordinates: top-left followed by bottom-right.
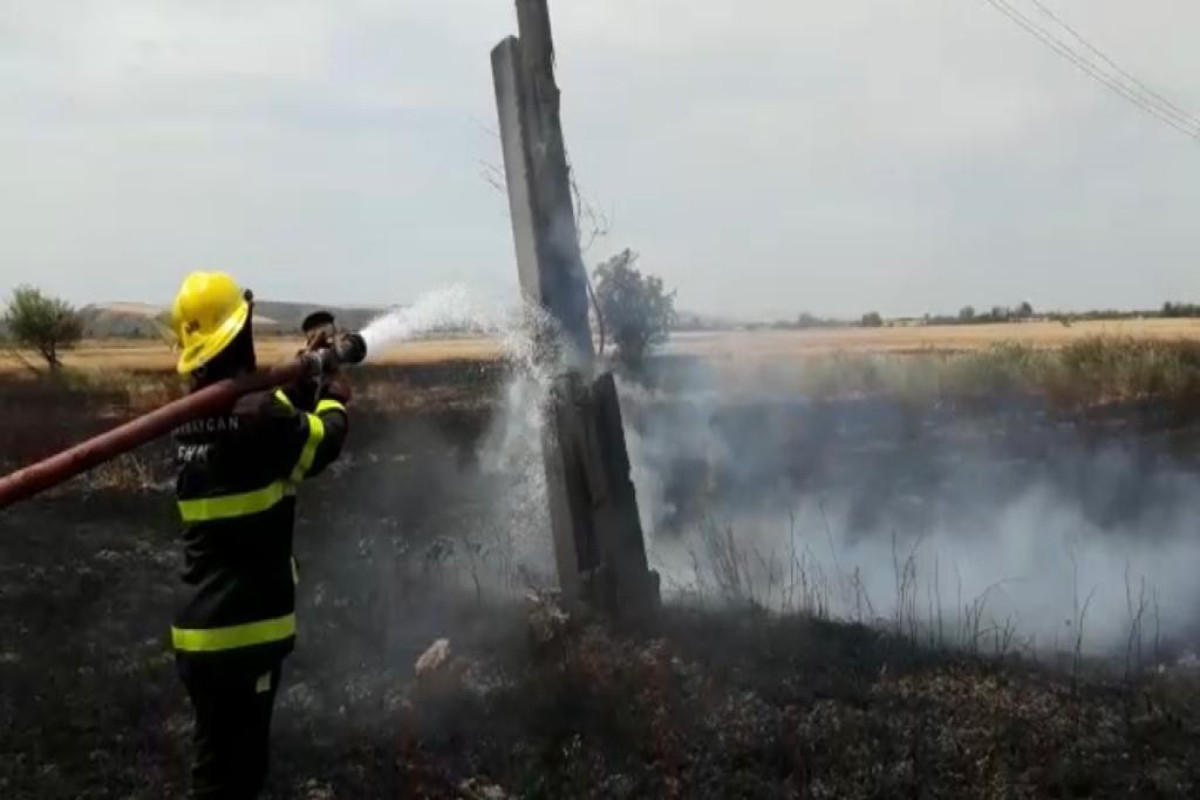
(177, 444), (212, 464)
(177, 416), (240, 436)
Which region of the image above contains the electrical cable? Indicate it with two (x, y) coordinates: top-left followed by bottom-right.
(981, 0), (1200, 141)
(1027, 0), (1200, 130)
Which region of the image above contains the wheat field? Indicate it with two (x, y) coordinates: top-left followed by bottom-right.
(4, 318), (1200, 373)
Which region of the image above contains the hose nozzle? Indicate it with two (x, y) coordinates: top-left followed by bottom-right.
(334, 331), (368, 366)
(300, 331), (368, 377)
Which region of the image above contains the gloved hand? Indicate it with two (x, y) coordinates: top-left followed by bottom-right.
(296, 327), (336, 363)
(305, 325), (335, 354)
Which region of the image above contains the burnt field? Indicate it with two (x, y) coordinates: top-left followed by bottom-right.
(4, 352), (1200, 798)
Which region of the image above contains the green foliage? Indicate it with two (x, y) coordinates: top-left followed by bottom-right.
(593, 250), (676, 370)
(933, 303), (1034, 325)
(794, 312), (847, 330)
(1161, 301), (1200, 318)
(929, 299), (1198, 326)
(767, 313), (853, 331)
(3, 285), (84, 370)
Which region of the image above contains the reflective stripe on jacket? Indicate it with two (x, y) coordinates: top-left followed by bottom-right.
(172, 386), (348, 663)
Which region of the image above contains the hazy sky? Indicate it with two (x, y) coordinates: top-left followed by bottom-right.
(1, 0), (1198, 319)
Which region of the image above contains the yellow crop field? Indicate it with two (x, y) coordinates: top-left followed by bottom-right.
(667, 318), (1200, 359)
(0, 336), (504, 374)
(4, 318), (1200, 374)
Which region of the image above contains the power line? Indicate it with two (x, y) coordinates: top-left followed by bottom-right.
(1027, 0), (1200, 131)
(984, 0), (1200, 139)
(981, 0), (1200, 142)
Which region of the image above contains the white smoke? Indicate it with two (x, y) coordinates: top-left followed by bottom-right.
(359, 287), (1200, 661)
(620, 366), (1200, 660)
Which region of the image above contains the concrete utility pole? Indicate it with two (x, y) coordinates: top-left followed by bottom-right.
(492, 0), (659, 619)
(492, 0), (593, 370)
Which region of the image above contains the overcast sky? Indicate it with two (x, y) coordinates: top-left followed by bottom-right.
(1, 0), (1198, 319)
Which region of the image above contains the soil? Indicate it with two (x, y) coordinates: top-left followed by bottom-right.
(3, 489), (1199, 799)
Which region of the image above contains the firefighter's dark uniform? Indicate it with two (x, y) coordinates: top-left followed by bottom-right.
(173, 385), (348, 799)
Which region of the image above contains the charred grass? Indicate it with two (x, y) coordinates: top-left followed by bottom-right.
(2, 490), (1198, 800)
(3, 481), (1200, 798)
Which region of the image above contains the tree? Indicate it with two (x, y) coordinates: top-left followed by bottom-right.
(795, 313), (826, 330)
(1015, 301), (1034, 320)
(3, 285), (84, 370)
(592, 250), (676, 370)
(1162, 301), (1200, 319)
(861, 311), (883, 328)
(959, 306), (976, 323)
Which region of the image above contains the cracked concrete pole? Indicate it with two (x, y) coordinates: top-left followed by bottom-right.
(492, 0), (659, 619)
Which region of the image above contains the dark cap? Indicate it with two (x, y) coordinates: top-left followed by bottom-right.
(301, 310), (335, 333)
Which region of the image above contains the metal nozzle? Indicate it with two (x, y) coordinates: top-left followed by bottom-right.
(298, 332), (367, 378)
(334, 332), (368, 366)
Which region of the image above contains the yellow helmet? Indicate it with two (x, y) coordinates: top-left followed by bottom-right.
(171, 271), (251, 375)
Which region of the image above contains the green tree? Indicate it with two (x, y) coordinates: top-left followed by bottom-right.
(3, 285), (84, 370)
(593, 250), (676, 370)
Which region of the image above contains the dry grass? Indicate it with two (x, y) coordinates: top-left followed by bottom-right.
(670, 337), (1200, 412)
(0, 336), (503, 374)
(6, 334), (1200, 427)
(7, 319), (1200, 375)
(674, 318), (1200, 358)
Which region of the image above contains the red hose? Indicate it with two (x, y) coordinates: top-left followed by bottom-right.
(0, 360), (308, 510)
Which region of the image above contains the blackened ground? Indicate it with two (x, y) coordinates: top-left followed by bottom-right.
(4, 368), (1200, 798)
(3, 483), (1200, 799)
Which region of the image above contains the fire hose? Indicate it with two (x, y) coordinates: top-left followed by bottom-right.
(0, 332), (368, 510)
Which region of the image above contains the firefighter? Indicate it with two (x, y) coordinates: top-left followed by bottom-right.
(281, 311), (339, 413)
(169, 271), (351, 799)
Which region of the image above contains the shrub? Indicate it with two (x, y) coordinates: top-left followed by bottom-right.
(593, 250), (676, 371)
(4, 285), (83, 370)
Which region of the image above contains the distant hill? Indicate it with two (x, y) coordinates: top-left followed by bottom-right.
(80, 303), (171, 340)
(251, 301), (383, 337)
(78, 301), (386, 340)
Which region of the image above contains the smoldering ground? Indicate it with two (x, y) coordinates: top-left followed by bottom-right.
(334, 307), (1200, 668)
(621, 357), (1200, 662)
